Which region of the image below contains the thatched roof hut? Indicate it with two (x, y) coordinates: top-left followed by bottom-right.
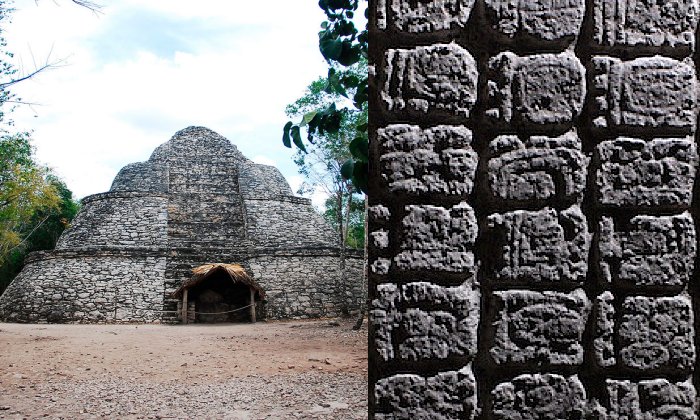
(171, 263), (265, 300)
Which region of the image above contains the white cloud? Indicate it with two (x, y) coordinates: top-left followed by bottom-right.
(4, 0), (331, 199)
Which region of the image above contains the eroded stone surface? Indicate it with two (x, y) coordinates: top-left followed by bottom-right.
(618, 295), (695, 372)
(492, 374), (586, 420)
(374, 366), (477, 420)
(485, 206), (589, 285)
(592, 56), (698, 130)
(596, 138), (698, 208)
(383, 44), (478, 118)
(379, 124), (477, 196)
(395, 203), (477, 272)
(491, 289), (590, 366)
(594, 292), (615, 368)
(484, 0), (584, 44)
(487, 51), (585, 126)
(599, 213), (696, 288)
(487, 130), (587, 207)
(593, 0), (699, 49)
(386, 0), (476, 32)
(371, 282), (480, 362)
(607, 379), (698, 419)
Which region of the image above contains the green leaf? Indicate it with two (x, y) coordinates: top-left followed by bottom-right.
(320, 21), (328, 29)
(356, 122), (368, 132)
(351, 161), (368, 194)
(300, 111), (317, 127)
(290, 126), (306, 153)
(340, 159), (354, 179)
(282, 121), (293, 148)
(349, 136), (369, 162)
(319, 37), (342, 61)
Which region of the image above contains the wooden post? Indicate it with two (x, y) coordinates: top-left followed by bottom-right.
(250, 288), (256, 323)
(182, 289), (188, 325)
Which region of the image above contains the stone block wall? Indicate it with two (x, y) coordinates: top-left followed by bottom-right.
(247, 254), (364, 319)
(56, 192), (168, 250)
(0, 252), (166, 323)
(369, 1), (700, 418)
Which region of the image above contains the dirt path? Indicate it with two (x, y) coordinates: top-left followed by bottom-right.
(0, 318), (367, 419)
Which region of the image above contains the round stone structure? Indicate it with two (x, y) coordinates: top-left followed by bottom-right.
(0, 126), (363, 323)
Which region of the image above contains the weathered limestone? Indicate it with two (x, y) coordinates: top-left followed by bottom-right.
(591, 56), (698, 131)
(0, 127), (362, 323)
(486, 131), (587, 207)
(484, 206), (590, 286)
(378, 124), (477, 196)
(492, 374), (587, 420)
(483, 0), (585, 45)
(486, 51), (586, 127)
(593, 0), (699, 50)
(382, 43), (478, 118)
(370, 0), (700, 416)
(374, 366), (477, 420)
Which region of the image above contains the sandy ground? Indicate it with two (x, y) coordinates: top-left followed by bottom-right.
(0, 318), (368, 419)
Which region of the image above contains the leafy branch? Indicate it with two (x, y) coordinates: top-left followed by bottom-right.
(283, 0), (368, 193)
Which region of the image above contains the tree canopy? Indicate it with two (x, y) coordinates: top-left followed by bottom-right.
(283, 0), (368, 193)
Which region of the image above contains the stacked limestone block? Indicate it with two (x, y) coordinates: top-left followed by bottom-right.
(0, 126), (363, 323)
(370, 0), (699, 417)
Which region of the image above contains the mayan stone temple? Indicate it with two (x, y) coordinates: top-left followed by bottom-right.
(0, 126), (362, 324)
(369, 0), (700, 418)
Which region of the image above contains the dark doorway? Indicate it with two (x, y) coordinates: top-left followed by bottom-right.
(188, 270), (254, 323)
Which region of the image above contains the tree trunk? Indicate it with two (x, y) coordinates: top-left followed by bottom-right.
(353, 196), (368, 330)
(337, 190), (348, 315)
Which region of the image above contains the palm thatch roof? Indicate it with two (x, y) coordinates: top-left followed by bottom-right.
(171, 263), (265, 299)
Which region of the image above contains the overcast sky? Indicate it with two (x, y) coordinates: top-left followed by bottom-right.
(4, 0), (330, 206)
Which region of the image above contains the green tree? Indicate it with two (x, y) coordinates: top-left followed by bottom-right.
(283, 0), (368, 193)
(0, 173), (79, 294)
(0, 133), (61, 262)
(286, 60), (366, 316)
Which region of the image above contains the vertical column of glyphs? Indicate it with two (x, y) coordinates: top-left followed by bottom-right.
(369, 1), (481, 418)
(480, 1), (592, 418)
(590, 0), (700, 417)
(370, 0), (700, 418)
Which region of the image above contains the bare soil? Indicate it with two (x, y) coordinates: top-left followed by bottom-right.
(0, 318), (368, 419)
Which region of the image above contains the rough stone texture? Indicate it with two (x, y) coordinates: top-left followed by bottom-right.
(596, 137), (698, 208)
(394, 202), (477, 273)
(247, 256), (364, 320)
(593, 0), (699, 50)
(599, 213), (696, 288)
(378, 124), (477, 196)
(606, 379), (698, 419)
(0, 254), (166, 323)
(111, 162), (168, 193)
(486, 130), (587, 207)
(370, 281), (479, 362)
(374, 366), (477, 420)
(382, 43), (478, 118)
(56, 193), (168, 250)
(492, 374), (586, 420)
(490, 289), (590, 366)
(483, 0), (584, 45)
(370, 2), (700, 417)
(0, 127), (361, 323)
(382, 0), (476, 33)
(617, 295), (695, 372)
(486, 51), (586, 127)
(594, 291), (615, 367)
(591, 56), (698, 130)
(484, 206), (589, 286)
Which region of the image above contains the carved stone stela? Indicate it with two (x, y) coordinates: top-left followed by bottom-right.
(370, 0), (700, 418)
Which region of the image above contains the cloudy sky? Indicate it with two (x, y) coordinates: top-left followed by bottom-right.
(4, 0), (331, 206)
